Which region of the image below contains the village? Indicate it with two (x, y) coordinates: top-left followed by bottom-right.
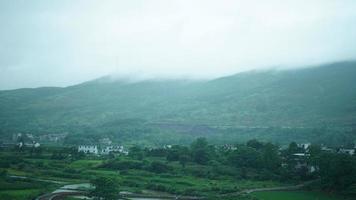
(1, 132), (355, 173)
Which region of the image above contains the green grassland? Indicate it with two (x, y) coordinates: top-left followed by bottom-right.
(253, 191), (350, 200)
(0, 176), (56, 200)
(0, 189), (43, 200)
(0, 151), (287, 199)
(20, 158), (285, 195)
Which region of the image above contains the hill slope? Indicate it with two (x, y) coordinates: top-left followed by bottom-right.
(0, 61), (356, 144)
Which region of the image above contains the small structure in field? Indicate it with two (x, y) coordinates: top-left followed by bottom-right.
(298, 143), (311, 151)
(78, 145), (127, 155)
(338, 148), (355, 155)
(101, 145), (126, 155)
(78, 145), (98, 154)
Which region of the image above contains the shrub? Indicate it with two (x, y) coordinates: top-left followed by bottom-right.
(147, 161), (171, 173)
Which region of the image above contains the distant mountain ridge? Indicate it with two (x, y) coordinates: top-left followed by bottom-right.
(0, 61), (356, 141)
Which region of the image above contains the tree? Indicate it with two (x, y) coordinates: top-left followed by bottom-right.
(283, 142), (302, 169)
(148, 161), (170, 173)
(70, 146), (85, 160)
(318, 152), (356, 191)
(308, 144), (321, 168)
(228, 145), (261, 169)
(91, 177), (120, 200)
(261, 143), (281, 171)
(34, 146), (43, 157)
(0, 170), (7, 178)
(191, 138), (211, 165)
(179, 155), (190, 168)
(129, 146), (144, 160)
(166, 145), (182, 161)
(287, 142), (300, 154)
(166, 145), (189, 162)
(146, 148), (167, 157)
(247, 139), (264, 150)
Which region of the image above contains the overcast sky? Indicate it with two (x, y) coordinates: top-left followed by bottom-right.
(1, 0), (356, 89)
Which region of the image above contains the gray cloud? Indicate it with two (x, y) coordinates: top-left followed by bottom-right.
(1, 0), (356, 89)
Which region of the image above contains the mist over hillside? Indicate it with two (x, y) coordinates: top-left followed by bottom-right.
(1, 61), (356, 145)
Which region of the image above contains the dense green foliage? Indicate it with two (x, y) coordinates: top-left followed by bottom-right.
(90, 176), (120, 200)
(1, 62), (356, 145)
(318, 152), (356, 194)
(253, 191), (346, 200)
(0, 138), (355, 199)
(0, 142), (286, 198)
(0, 169), (54, 200)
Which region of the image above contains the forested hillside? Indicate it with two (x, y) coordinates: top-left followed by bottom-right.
(1, 61), (355, 144)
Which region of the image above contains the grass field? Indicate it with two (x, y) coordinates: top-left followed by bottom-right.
(0, 189), (43, 200)
(1, 150), (350, 199)
(253, 191), (349, 200)
(0, 154), (288, 197)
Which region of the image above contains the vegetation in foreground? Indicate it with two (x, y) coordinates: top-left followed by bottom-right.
(0, 138), (355, 199)
(252, 191), (348, 200)
(0, 170), (56, 200)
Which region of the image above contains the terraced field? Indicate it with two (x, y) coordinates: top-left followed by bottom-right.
(253, 191), (349, 200)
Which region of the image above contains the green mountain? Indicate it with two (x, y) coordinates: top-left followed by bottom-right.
(1, 61), (356, 145)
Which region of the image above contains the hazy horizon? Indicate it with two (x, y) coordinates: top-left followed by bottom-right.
(1, 59), (354, 91)
(1, 0), (356, 90)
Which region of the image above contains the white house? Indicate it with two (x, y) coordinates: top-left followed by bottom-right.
(101, 145), (126, 155)
(163, 144), (172, 149)
(222, 144), (237, 151)
(26, 142), (40, 148)
(321, 146), (333, 152)
(78, 145), (98, 154)
(78, 144), (128, 155)
(298, 143), (311, 151)
(339, 148), (355, 155)
(101, 146), (114, 155)
(34, 142), (41, 148)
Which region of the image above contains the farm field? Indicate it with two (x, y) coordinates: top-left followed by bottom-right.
(0, 150), (287, 199)
(1, 137), (355, 200)
(0, 189), (43, 200)
(253, 191), (350, 200)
